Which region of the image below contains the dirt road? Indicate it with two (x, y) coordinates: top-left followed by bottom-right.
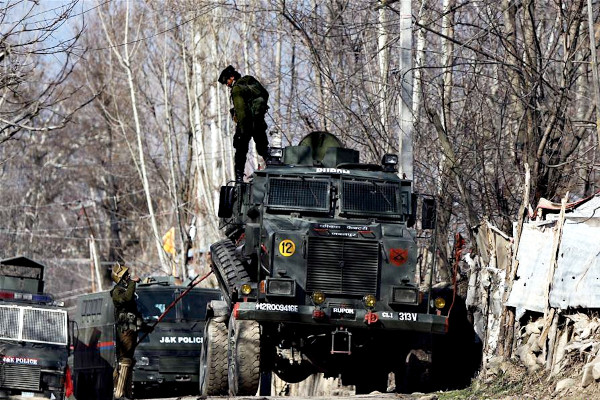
(150, 394), (426, 400)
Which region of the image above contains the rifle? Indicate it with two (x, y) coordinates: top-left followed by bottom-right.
(137, 270), (213, 344)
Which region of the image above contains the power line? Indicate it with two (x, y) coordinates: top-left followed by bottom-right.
(83, 2), (222, 52)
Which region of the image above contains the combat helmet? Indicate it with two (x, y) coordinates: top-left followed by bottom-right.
(111, 263), (129, 284)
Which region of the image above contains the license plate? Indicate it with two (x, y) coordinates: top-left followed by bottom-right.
(21, 393), (35, 398)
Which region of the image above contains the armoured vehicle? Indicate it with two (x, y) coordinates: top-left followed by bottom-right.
(201, 132), (457, 396)
(71, 276), (221, 399)
(0, 256), (71, 399)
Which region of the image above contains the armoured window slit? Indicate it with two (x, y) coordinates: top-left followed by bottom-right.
(341, 180), (401, 215)
(0, 305), (68, 345)
(267, 178), (330, 211)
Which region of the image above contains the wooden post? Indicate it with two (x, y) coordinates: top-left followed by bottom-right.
(538, 192), (569, 349)
(498, 164), (530, 358)
(89, 239), (96, 293)
(89, 237), (103, 292)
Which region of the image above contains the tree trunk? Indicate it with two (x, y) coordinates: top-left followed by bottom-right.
(98, 0), (169, 274)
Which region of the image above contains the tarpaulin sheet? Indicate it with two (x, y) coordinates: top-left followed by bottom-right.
(506, 223), (554, 313)
(567, 196), (600, 218)
(549, 221), (600, 309)
(507, 220), (600, 312)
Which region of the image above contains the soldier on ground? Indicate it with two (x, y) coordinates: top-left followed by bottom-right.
(111, 263), (143, 400)
(218, 65), (270, 182)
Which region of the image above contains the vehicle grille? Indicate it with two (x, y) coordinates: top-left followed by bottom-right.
(267, 178), (329, 211)
(341, 180), (401, 215)
(306, 237), (379, 296)
(0, 364), (40, 390)
(0, 305), (68, 345)
(159, 357), (197, 373)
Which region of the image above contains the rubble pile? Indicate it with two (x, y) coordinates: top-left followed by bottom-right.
(511, 313), (600, 395)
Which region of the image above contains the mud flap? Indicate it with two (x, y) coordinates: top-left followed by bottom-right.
(331, 328), (352, 355)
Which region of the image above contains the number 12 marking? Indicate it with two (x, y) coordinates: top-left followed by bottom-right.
(279, 240), (296, 257)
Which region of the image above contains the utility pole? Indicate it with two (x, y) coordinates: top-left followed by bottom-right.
(81, 204), (103, 292)
(398, 0), (414, 180)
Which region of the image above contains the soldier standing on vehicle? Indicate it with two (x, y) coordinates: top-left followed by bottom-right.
(218, 65), (270, 182)
(111, 263), (142, 400)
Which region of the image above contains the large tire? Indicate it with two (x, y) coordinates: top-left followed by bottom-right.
(210, 239), (250, 300)
(228, 318), (261, 396)
(199, 318), (229, 396)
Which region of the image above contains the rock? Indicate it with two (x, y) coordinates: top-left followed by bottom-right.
(580, 327), (592, 340)
(567, 313), (590, 325)
(525, 353), (541, 372)
(552, 324), (571, 376)
(524, 321), (543, 336)
(582, 363), (595, 387)
(564, 339), (594, 355)
(486, 356), (506, 376)
(592, 363), (600, 381)
(536, 353), (545, 366)
(418, 395), (438, 400)
(569, 313), (592, 338)
(527, 333), (542, 353)
(554, 378), (576, 393)
(515, 345), (528, 362)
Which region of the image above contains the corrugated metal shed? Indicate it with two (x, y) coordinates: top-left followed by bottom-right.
(549, 221), (600, 309)
(506, 223), (554, 313)
(507, 194), (600, 312)
(567, 195), (600, 218)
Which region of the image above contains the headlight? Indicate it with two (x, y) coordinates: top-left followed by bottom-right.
(392, 287), (418, 304)
(381, 153), (398, 171)
(363, 294), (376, 308)
(311, 291), (326, 305)
(267, 147), (283, 164)
(138, 356), (150, 366)
(433, 297), (446, 310)
(241, 284), (252, 295)
(42, 372), (63, 388)
(268, 147), (283, 158)
(382, 153), (398, 165)
(266, 279), (295, 296)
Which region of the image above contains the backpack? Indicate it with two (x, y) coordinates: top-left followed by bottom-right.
(237, 76), (269, 116)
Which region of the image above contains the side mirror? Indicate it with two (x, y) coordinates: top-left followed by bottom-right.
(69, 320), (79, 354)
(218, 186), (236, 218)
(407, 193), (417, 228)
(421, 198), (436, 230)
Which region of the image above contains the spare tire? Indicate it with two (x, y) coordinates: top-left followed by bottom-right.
(210, 239), (250, 301)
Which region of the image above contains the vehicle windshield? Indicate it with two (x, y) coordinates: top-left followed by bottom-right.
(266, 177), (330, 212)
(340, 179), (405, 218)
(0, 304), (68, 345)
(181, 291), (221, 320)
(137, 290), (177, 322)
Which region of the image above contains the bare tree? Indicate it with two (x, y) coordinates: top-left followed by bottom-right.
(0, 0), (86, 144)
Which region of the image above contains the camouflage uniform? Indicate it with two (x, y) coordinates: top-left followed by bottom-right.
(230, 75), (270, 180)
(111, 279), (142, 399)
(112, 279), (141, 360)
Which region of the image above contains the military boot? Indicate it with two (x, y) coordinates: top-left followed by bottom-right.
(113, 358), (133, 400)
